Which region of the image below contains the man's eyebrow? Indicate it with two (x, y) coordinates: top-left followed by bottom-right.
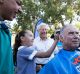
(68, 31), (79, 34)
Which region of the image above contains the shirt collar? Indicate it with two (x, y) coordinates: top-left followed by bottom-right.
(0, 21), (8, 29)
(0, 16), (8, 29)
(0, 19), (9, 34)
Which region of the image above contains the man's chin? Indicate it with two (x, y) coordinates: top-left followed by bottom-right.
(3, 17), (13, 21)
(7, 17), (14, 21)
(72, 45), (79, 49)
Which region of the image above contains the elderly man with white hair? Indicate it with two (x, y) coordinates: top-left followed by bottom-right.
(38, 25), (80, 74)
(33, 23), (59, 72)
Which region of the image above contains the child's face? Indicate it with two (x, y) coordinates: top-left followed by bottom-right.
(22, 30), (34, 47)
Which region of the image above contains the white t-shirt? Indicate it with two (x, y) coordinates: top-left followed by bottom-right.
(33, 36), (59, 64)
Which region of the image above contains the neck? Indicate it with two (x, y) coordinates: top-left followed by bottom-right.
(21, 43), (31, 47)
(21, 43), (27, 46)
(0, 13), (4, 21)
(0, 9), (4, 21)
(40, 37), (47, 40)
(63, 46), (76, 51)
(0, 16), (4, 21)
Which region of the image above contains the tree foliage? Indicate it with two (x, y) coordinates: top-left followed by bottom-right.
(13, 0), (80, 32)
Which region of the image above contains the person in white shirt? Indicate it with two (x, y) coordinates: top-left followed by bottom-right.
(33, 23), (59, 71)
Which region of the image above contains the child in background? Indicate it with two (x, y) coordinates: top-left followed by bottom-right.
(13, 30), (59, 74)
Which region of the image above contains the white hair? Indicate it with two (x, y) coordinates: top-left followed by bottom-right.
(37, 23), (49, 30)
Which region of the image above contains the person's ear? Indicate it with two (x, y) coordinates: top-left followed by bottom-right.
(59, 34), (64, 42)
(20, 36), (25, 42)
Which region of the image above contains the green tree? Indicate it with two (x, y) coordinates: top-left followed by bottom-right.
(13, 0), (80, 32)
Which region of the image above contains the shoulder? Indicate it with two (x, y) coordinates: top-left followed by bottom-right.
(34, 37), (40, 41)
(38, 55), (61, 74)
(34, 37), (40, 44)
(18, 46), (34, 54)
(47, 37), (54, 42)
(46, 53), (62, 67)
